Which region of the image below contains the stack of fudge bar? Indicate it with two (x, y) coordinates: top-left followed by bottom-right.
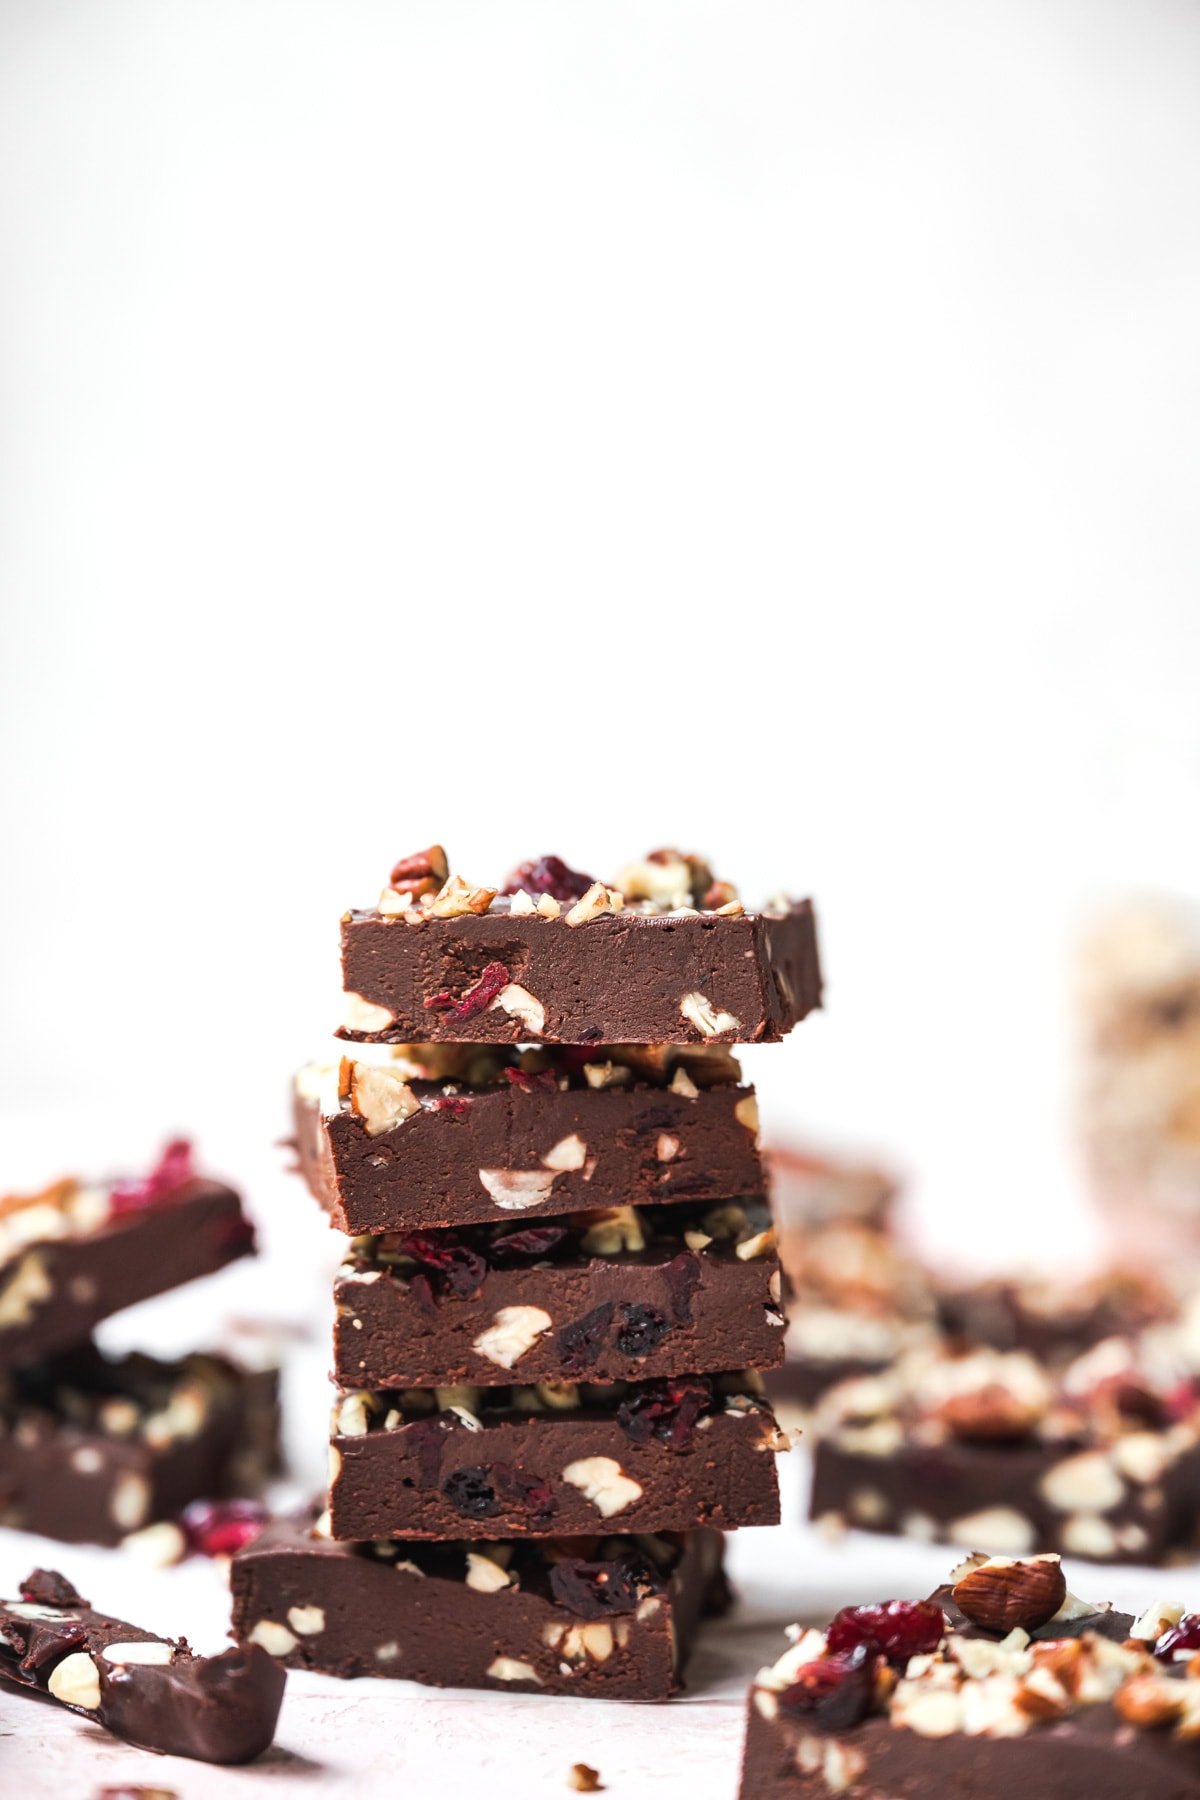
(233, 846), (822, 1697)
(0, 1141), (273, 1545)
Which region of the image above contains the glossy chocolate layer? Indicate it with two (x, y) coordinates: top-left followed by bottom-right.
(338, 900), (821, 1045)
(0, 1568), (284, 1763)
(232, 1506), (728, 1697)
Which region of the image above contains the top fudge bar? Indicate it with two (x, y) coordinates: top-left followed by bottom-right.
(338, 847), (821, 1045)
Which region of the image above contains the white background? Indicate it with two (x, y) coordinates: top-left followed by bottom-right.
(3, 0), (1200, 1267)
(3, 9), (1200, 1793)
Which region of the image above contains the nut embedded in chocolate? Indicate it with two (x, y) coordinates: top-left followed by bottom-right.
(951, 1553), (1068, 1634)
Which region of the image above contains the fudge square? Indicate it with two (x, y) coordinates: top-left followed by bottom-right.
(231, 1505), (728, 1698)
(808, 1333), (1200, 1563)
(327, 1375), (785, 1541)
(740, 1550), (1200, 1798)
(0, 1141), (255, 1367)
(332, 1200), (783, 1389)
(295, 1041), (763, 1232)
(337, 846), (821, 1046)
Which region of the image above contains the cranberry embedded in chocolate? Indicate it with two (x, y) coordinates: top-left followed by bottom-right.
(661, 1252), (701, 1323)
(825, 1599), (945, 1664)
(1155, 1614), (1200, 1662)
(19, 1568), (85, 1607)
(424, 961), (512, 1026)
(550, 1554), (655, 1618)
(504, 1067), (559, 1094)
(20, 1618), (88, 1672)
(502, 855), (596, 903)
(493, 1463), (557, 1519)
(489, 1225), (569, 1259)
(442, 1467), (501, 1518)
(181, 1498), (269, 1559)
(558, 1302), (616, 1374)
(398, 1231), (488, 1300)
(777, 1644), (878, 1731)
(616, 1304), (672, 1358)
(109, 1139), (195, 1215)
(617, 1377), (712, 1451)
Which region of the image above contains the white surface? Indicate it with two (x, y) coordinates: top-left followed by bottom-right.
(2, 2), (1200, 1264)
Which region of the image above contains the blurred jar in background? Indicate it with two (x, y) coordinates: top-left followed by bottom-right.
(1079, 897), (1200, 1267)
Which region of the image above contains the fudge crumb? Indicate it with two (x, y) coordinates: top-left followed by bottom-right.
(569, 1766), (604, 1793)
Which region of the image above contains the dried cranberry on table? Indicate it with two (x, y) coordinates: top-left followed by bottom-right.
(109, 1139), (195, 1215)
(181, 1498), (268, 1558)
(617, 1377), (711, 1451)
(502, 855), (595, 903)
(777, 1644), (878, 1731)
(825, 1598), (945, 1663)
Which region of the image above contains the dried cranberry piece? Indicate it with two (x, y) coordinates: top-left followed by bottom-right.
(777, 1645), (878, 1730)
(443, 1466), (500, 1518)
(502, 856), (595, 903)
(558, 1302), (616, 1375)
(109, 1139), (195, 1215)
(430, 1095), (472, 1116)
(20, 1619), (88, 1673)
(1155, 1614), (1200, 1663)
(181, 1498), (268, 1558)
(1164, 1379), (1200, 1423)
(408, 1272), (441, 1323)
(423, 961), (512, 1025)
(493, 1463), (557, 1520)
(405, 1416), (451, 1487)
(616, 1304), (672, 1358)
(398, 1231), (487, 1300)
(19, 1569), (84, 1607)
(617, 1377), (711, 1451)
(550, 1555), (655, 1618)
(825, 1599), (945, 1664)
(662, 1252), (702, 1323)
(489, 1226), (569, 1259)
(504, 1067), (559, 1094)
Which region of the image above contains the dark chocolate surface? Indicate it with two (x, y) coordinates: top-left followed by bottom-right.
(739, 1696), (1200, 1799)
(810, 1431), (1200, 1563)
(0, 1344), (278, 1545)
(338, 899), (821, 1045)
(231, 1507), (727, 1698)
(0, 1178), (254, 1368)
(334, 1203), (783, 1386)
(329, 1380), (783, 1540)
(0, 1568), (284, 1763)
(297, 1069), (762, 1232)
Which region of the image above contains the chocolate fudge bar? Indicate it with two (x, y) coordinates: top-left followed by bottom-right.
(0, 1567), (284, 1763)
(936, 1269), (1175, 1367)
(0, 1142), (255, 1367)
(334, 1201), (784, 1388)
(231, 1503), (728, 1697)
(765, 1210), (934, 1416)
(809, 1338), (1200, 1562)
(328, 1374), (785, 1540)
(740, 1551), (1200, 1799)
(0, 1343), (278, 1546)
(337, 846), (820, 1046)
(295, 1042), (762, 1231)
